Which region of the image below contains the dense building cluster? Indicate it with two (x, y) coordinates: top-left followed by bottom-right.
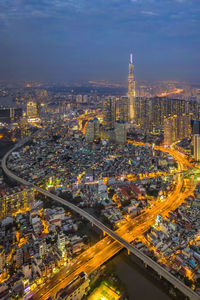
(0, 201), (88, 299)
(164, 115), (191, 145)
(135, 96), (199, 133)
(0, 186), (34, 218)
(133, 184), (200, 294)
(7, 123), (172, 193)
(1, 58), (200, 300)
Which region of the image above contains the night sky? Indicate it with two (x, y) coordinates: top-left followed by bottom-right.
(0, 0), (200, 83)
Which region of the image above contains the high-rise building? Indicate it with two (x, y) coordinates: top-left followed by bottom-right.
(27, 101), (38, 118)
(0, 246), (5, 271)
(149, 97), (187, 128)
(93, 118), (100, 139)
(85, 121), (94, 142)
(19, 117), (29, 138)
(115, 121), (127, 144)
(0, 107), (22, 124)
(118, 96), (129, 123)
(135, 97), (151, 131)
(76, 95), (83, 103)
(103, 97), (116, 130)
(85, 118), (100, 142)
(16, 247), (23, 267)
(128, 54), (136, 122)
(0, 186), (35, 218)
(134, 97), (199, 133)
(83, 95), (88, 103)
(164, 115), (191, 145)
(191, 120), (200, 135)
(194, 134), (200, 161)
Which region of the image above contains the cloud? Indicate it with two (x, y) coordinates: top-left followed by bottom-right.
(0, 0), (199, 82)
(0, 0), (198, 40)
(141, 10), (158, 16)
(0, 0), (198, 21)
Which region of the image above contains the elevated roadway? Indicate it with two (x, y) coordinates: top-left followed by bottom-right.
(2, 139), (199, 300)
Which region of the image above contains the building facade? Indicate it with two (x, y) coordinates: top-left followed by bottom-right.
(194, 134), (200, 161)
(27, 101), (38, 118)
(85, 118), (100, 142)
(0, 246), (5, 271)
(134, 97), (199, 133)
(191, 120), (200, 135)
(0, 108), (22, 124)
(118, 96), (129, 123)
(55, 272), (90, 300)
(103, 97), (116, 130)
(115, 121), (127, 145)
(0, 187), (35, 218)
(164, 115), (191, 145)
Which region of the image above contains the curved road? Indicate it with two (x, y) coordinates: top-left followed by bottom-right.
(1, 138), (199, 300)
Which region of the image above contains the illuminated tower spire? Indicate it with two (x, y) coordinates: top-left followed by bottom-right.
(128, 53), (136, 121)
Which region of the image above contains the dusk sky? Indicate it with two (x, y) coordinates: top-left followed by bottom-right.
(0, 0), (200, 83)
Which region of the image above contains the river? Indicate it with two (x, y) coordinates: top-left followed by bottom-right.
(108, 251), (172, 300)
(88, 225), (172, 300)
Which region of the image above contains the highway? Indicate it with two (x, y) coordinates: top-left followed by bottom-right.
(1, 138), (199, 300)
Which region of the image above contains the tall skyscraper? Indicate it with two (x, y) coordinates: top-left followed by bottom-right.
(164, 115), (191, 145)
(103, 97), (116, 130)
(85, 118), (100, 142)
(0, 107), (22, 124)
(135, 97), (151, 132)
(27, 101), (38, 118)
(115, 121), (127, 144)
(191, 120), (200, 161)
(128, 53), (136, 122)
(194, 134), (200, 161)
(118, 96), (129, 123)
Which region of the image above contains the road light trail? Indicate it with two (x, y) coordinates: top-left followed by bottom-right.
(2, 138), (198, 300)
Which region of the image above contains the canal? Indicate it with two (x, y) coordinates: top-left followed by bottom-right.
(87, 224), (172, 299)
(108, 251), (172, 300)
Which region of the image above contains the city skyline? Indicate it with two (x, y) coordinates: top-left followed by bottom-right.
(1, 2), (200, 298)
(1, 46), (200, 297)
(0, 0), (200, 83)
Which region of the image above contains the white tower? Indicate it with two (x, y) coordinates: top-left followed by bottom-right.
(128, 53), (136, 122)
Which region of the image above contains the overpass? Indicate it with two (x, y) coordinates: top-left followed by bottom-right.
(2, 139), (199, 300)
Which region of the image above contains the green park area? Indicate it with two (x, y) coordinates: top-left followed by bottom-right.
(87, 281), (120, 300)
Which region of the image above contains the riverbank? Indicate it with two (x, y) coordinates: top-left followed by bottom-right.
(109, 251), (172, 300)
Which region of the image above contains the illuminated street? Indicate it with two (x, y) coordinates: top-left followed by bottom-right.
(24, 143), (196, 300)
(1, 1), (200, 298)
